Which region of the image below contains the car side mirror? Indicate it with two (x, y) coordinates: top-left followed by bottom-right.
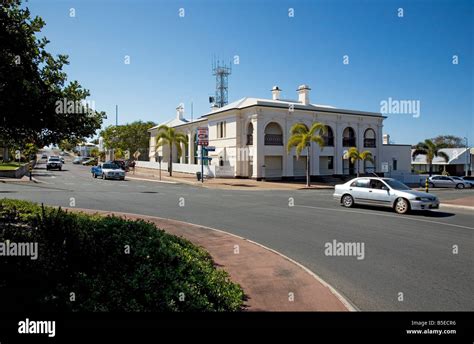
(382, 186), (389, 191)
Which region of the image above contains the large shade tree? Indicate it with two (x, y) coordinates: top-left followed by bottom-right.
(0, 0), (105, 152)
(287, 122), (326, 187)
(100, 121), (156, 156)
(412, 139), (449, 176)
(155, 125), (188, 176)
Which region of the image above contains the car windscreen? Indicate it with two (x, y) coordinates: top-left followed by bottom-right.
(384, 179), (411, 190)
(49, 158), (60, 161)
(102, 164), (119, 169)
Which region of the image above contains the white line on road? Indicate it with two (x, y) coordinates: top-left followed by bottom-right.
(295, 205), (474, 230)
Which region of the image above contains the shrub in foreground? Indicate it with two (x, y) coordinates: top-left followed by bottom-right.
(0, 199), (244, 311)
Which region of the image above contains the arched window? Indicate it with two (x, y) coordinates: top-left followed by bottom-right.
(323, 126), (334, 146)
(343, 127), (356, 147)
(364, 128), (376, 148)
(247, 122), (254, 145)
(264, 122), (283, 146)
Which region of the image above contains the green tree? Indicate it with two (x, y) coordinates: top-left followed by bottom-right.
(100, 121), (156, 153)
(412, 139), (449, 176)
(347, 147), (374, 177)
(286, 122), (326, 187)
(155, 125), (187, 176)
(0, 1), (105, 148)
(58, 139), (80, 152)
(431, 135), (465, 148)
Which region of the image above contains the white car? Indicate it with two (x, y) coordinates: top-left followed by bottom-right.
(334, 177), (439, 214)
(46, 156), (63, 171)
(428, 175), (468, 189)
(91, 162), (125, 180)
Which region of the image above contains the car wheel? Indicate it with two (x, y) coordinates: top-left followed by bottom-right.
(394, 198), (410, 214)
(341, 194), (354, 208)
(456, 183), (464, 189)
(428, 182), (435, 188)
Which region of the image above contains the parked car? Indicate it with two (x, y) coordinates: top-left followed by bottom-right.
(46, 156), (62, 171)
(458, 176), (474, 188)
(41, 153), (48, 159)
(72, 157), (86, 164)
(334, 177), (439, 214)
(91, 162), (125, 180)
(428, 175), (468, 189)
(82, 158), (98, 166)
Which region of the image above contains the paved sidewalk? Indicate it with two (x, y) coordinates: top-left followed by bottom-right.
(0, 175), (33, 183)
(128, 168), (334, 190)
(65, 207), (352, 312)
(441, 196), (474, 210)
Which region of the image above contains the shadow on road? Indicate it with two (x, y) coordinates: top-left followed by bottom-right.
(352, 204), (455, 218)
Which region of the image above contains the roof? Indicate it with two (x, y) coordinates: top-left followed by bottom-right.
(411, 148), (472, 165)
(202, 97), (384, 118)
(148, 117), (189, 132)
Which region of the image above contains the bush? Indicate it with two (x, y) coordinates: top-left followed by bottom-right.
(0, 199), (244, 312)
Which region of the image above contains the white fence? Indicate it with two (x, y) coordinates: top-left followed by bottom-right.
(387, 172), (428, 185)
(136, 161), (217, 177)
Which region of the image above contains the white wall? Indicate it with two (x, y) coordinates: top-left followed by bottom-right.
(136, 160), (216, 177)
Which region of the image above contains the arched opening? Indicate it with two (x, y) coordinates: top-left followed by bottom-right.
(323, 126), (334, 146)
(364, 128), (376, 148)
(264, 122), (283, 146)
(342, 127), (356, 147)
(247, 122), (254, 145)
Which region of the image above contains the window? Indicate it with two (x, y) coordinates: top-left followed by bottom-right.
(369, 179), (385, 189)
(328, 156), (334, 170)
(364, 129), (376, 148)
(350, 179), (369, 188)
(217, 121), (226, 138)
(392, 159), (397, 171)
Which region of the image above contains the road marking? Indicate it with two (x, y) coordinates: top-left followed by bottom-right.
(295, 205), (474, 230)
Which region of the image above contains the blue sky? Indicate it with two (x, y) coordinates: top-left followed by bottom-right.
(27, 0), (473, 145)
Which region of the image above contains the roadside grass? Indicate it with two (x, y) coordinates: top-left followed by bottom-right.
(0, 199), (244, 312)
(0, 162), (23, 171)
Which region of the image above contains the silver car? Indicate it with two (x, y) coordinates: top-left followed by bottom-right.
(428, 175), (468, 189)
(333, 177), (439, 214)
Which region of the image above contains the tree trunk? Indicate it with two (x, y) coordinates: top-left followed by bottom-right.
(306, 147), (311, 187)
(357, 159), (360, 178)
(169, 145), (173, 177)
(428, 162), (432, 176)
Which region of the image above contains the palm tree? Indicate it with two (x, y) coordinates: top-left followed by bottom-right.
(155, 125), (188, 177)
(347, 147), (374, 177)
(287, 122), (326, 187)
(412, 139), (449, 176)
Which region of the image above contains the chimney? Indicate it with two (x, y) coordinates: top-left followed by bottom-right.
(271, 86), (281, 100)
(176, 104), (184, 120)
(297, 84), (311, 105)
(383, 134), (390, 145)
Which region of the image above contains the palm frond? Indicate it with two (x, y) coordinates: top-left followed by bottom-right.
(287, 134), (303, 153)
(295, 141), (306, 158)
(290, 123), (309, 135)
(309, 122), (327, 136)
(436, 151), (450, 162)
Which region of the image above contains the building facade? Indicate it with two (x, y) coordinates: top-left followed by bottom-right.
(146, 85), (411, 179)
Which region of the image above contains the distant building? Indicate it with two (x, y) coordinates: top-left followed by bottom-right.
(145, 84), (411, 179)
(75, 142), (97, 157)
(412, 147), (473, 176)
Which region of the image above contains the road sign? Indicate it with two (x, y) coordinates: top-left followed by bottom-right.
(196, 127), (209, 146)
(381, 162), (389, 173)
(204, 146), (215, 151)
(124, 150), (130, 160)
(133, 150), (141, 159)
(199, 157), (212, 161)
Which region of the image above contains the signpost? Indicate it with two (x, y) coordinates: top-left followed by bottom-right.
(381, 162), (389, 173)
(133, 150), (141, 160)
(196, 127), (209, 183)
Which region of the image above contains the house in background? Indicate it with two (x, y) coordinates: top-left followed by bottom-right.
(143, 84), (411, 180)
(411, 147), (473, 176)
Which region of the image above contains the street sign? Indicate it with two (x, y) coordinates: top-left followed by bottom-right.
(204, 146), (215, 151)
(381, 162), (389, 173)
(133, 150), (141, 159)
(196, 127), (209, 146)
(199, 157), (212, 161)
(124, 150), (130, 160)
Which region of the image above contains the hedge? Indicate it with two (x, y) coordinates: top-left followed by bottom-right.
(0, 199), (244, 311)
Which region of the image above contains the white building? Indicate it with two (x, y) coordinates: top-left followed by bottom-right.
(412, 147), (473, 176)
(145, 85), (411, 180)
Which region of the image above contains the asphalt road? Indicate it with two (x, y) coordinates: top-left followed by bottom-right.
(1, 155), (473, 311)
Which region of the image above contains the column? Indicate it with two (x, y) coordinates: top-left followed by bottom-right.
(252, 116), (263, 179)
(188, 131), (194, 165)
